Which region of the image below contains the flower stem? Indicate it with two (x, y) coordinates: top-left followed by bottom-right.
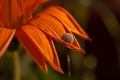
(67, 53), (71, 80)
(13, 51), (21, 80)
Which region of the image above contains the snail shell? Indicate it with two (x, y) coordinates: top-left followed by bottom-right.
(61, 33), (74, 44)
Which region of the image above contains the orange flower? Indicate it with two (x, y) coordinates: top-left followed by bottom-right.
(0, 0), (91, 73)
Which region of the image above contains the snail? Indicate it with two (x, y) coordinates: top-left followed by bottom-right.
(61, 33), (74, 44)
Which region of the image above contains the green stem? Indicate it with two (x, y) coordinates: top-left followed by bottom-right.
(13, 51), (21, 80)
(67, 54), (71, 80)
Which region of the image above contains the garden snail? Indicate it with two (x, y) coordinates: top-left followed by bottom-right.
(61, 33), (74, 44)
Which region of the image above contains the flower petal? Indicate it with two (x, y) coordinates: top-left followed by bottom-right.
(0, 0), (22, 28)
(15, 25), (63, 73)
(9, 0), (23, 28)
(28, 11), (85, 53)
(0, 0), (48, 28)
(23, 0), (48, 19)
(0, 0), (10, 26)
(40, 6), (91, 40)
(0, 27), (15, 57)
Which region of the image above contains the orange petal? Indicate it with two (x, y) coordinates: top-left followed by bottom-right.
(0, 27), (15, 57)
(0, 0), (48, 28)
(40, 6), (91, 41)
(0, 0), (22, 28)
(15, 25), (63, 73)
(28, 11), (84, 53)
(23, 0), (48, 19)
(0, 0), (10, 26)
(9, 0), (22, 28)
